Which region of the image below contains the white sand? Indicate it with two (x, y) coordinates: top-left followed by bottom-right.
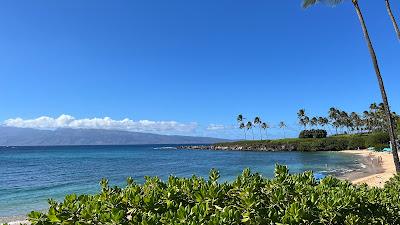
(341, 149), (396, 188)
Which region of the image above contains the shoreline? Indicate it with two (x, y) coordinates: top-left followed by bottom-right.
(1, 149), (396, 224)
(339, 149), (396, 188)
(179, 145), (397, 187)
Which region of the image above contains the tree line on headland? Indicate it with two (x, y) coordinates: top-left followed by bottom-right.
(237, 103), (400, 140)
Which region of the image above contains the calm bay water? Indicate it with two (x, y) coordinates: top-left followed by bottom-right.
(0, 145), (361, 218)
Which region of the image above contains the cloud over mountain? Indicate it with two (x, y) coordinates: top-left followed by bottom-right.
(3, 115), (198, 134)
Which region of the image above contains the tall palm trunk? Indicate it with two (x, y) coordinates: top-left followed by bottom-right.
(385, 0), (400, 40)
(353, 0), (400, 172)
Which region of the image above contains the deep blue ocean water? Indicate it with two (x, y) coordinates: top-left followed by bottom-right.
(0, 145), (361, 218)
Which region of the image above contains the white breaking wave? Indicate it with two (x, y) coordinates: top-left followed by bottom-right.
(153, 147), (177, 150)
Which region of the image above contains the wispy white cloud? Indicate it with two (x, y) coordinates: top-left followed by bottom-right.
(206, 124), (236, 131)
(3, 115), (198, 134)
(206, 124), (226, 131)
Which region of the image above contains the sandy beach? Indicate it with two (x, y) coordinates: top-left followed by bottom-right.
(340, 149), (396, 188)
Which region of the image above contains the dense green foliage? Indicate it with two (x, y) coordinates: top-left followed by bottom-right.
(365, 132), (390, 149)
(216, 132), (390, 152)
(27, 165), (400, 224)
(299, 129), (327, 139)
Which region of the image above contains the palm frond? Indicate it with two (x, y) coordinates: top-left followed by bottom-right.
(302, 0), (318, 8)
(302, 0), (344, 8)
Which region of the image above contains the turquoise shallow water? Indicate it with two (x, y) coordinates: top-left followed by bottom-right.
(0, 145), (361, 218)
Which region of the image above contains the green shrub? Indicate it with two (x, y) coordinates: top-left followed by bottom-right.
(297, 141), (316, 151)
(347, 136), (366, 149)
(297, 138), (351, 151)
(299, 129), (327, 139)
(366, 132), (390, 147)
(323, 138), (347, 151)
(27, 165), (400, 225)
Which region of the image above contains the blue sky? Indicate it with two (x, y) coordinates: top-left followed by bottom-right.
(0, 0), (399, 139)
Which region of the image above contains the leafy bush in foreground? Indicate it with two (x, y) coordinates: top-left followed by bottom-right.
(28, 165), (400, 225)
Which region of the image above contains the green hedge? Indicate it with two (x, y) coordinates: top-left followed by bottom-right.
(216, 132), (390, 152)
(299, 129), (327, 139)
(26, 165), (400, 225)
(297, 138), (350, 151)
(365, 132), (390, 147)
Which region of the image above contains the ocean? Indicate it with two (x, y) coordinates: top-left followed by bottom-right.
(0, 145), (362, 219)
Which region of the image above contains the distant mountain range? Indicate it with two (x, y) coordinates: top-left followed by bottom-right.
(0, 127), (228, 146)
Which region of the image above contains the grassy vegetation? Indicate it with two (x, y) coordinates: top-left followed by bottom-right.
(215, 132), (390, 152)
(26, 165), (400, 224)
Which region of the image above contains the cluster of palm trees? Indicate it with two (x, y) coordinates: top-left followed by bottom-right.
(302, 0), (400, 172)
(236, 114), (287, 140)
(363, 103), (399, 132)
(298, 104), (399, 135)
(297, 109), (329, 131)
(329, 104), (400, 135)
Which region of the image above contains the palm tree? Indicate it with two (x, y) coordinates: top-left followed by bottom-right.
(385, 0), (400, 40)
(332, 121), (340, 134)
(310, 117), (318, 129)
(279, 121), (287, 138)
(297, 109), (305, 118)
(339, 111), (351, 133)
(254, 117), (262, 140)
(363, 110), (372, 132)
(261, 122), (270, 139)
(318, 116), (329, 133)
(237, 114), (246, 139)
(237, 114), (244, 124)
(350, 112), (359, 133)
(239, 122), (246, 140)
(303, 0), (400, 172)
(328, 107), (339, 134)
(303, 116), (310, 130)
(371, 104), (380, 131)
(246, 121), (254, 140)
(298, 109), (309, 130)
(370, 103), (378, 112)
